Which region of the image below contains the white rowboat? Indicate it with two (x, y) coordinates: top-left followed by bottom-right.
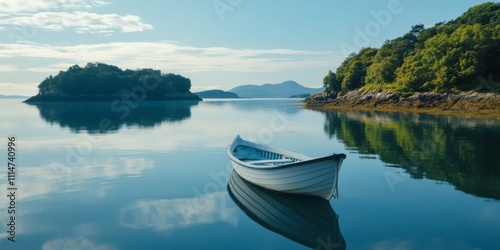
(226, 135), (346, 200)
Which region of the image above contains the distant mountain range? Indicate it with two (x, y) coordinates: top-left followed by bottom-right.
(229, 81), (324, 98)
(0, 94), (28, 99)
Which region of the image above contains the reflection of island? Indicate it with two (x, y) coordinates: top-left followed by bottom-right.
(228, 171), (345, 250)
(28, 101), (199, 133)
(320, 109), (500, 200)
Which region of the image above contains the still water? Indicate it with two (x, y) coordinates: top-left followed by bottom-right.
(0, 98), (499, 250)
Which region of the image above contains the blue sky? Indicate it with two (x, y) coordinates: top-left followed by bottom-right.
(0, 0), (495, 95)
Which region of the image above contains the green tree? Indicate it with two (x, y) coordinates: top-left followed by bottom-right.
(323, 70), (341, 92)
(366, 24), (424, 87)
(164, 73), (191, 93)
(395, 24), (496, 92)
(333, 48), (378, 91)
(453, 2), (500, 26)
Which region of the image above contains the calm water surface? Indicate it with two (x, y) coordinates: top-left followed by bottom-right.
(0, 98), (499, 250)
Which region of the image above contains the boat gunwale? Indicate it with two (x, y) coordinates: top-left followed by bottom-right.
(227, 135), (346, 170)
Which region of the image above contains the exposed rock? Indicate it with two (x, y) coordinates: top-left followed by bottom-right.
(305, 89), (500, 117)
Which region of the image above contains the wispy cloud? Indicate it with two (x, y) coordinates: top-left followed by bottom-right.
(0, 11), (152, 33)
(0, 0), (108, 13)
(0, 41), (341, 95)
(0, 0), (152, 33)
(0, 65), (18, 71)
(0, 42), (341, 73)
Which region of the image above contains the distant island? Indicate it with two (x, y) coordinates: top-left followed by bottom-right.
(306, 2), (500, 116)
(229, 80), (323, 98)
(24, 63), (201, 103)
(195, 89), (239, 98)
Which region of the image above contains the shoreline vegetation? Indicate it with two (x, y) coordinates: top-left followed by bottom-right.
(24, 62), (202, 103)
(305, 2), (500, 117)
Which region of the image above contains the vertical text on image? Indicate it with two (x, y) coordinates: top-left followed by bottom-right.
(6, 136), (17, 243)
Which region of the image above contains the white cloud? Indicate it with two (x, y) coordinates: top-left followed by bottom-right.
(0, 42), (341, 73)
(0, 41), (341, 94)
(0, 0), (108, 13)
(0, 0), (152, 34)
(0, 11), (153, 33)
(0, 65), (19, 71)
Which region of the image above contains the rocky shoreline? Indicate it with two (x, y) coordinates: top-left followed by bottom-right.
(304, 90), (500, 117)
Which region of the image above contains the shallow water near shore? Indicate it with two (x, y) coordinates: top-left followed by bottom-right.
(1, 98), (499, 249)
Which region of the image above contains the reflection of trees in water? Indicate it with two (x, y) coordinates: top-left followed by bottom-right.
(28, 101), (199, 134)
(321, 110), (500, 200)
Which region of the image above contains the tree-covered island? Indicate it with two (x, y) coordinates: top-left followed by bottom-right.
(24, 63), (201, 102)
(306, 2), (500, 116)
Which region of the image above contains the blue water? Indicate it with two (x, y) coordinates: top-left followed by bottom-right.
(0, 98), (499, 250)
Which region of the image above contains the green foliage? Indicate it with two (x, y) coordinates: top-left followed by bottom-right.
(365, 24), (424, 87)
(325, 2), (500, 94)
(37, 63), (192, 96)
(323, 70), (341, 92)
(452, 2), (500, 26)
(325, 48), (378, 91)
(395, 24), (498, 92)
(164, 73), (192, 93)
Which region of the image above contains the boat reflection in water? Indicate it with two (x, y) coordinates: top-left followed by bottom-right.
(228, 171), (346, 249)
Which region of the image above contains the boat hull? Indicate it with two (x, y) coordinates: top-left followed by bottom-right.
(227, 135), (345, 200)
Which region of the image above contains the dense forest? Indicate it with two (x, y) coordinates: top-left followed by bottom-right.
(323, 2), (500, 94)
(37, 63), (192, 97)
